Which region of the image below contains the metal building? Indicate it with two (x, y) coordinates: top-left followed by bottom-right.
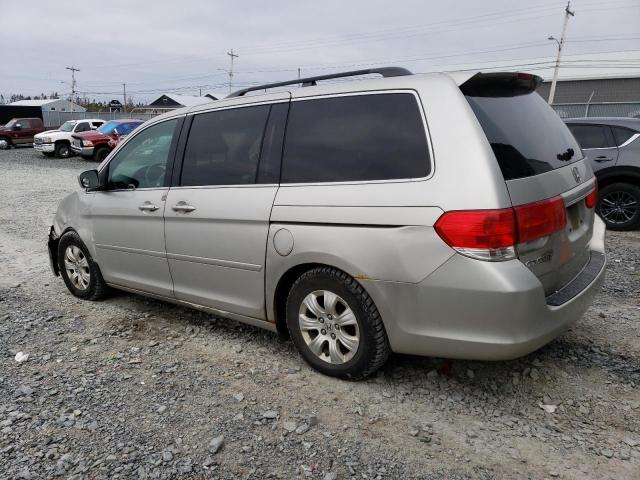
(9, 98), (86, 113)
(536, 75), (640, 118)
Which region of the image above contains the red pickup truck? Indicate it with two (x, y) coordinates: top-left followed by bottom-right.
(71, 119), (143, 161)
(0, 118), (46, 149)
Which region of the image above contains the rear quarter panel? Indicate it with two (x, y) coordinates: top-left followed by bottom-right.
(266, 74), (513, 320)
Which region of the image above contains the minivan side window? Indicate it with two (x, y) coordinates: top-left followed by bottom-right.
(281, 93), (430, 183)
(567, 125), (611, 149)
(106, 119), (178, 190)
(180, 105), (271, 186)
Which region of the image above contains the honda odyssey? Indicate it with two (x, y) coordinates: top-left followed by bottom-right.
(48, 68), (606, 379)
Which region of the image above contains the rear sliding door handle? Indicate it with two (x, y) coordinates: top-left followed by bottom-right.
(138, 202), (159, 212)
(172, 202), (196, 213)
(594, 156), (613, 162)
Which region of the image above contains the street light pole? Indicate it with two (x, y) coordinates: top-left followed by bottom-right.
(547, 1), (575, 105)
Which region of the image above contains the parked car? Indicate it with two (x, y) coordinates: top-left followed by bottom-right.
(48, 68), (605, 380)
(71, 119), (143, 162)
(564, 117), (640, 230)
(0, 117), (46, 149)
(34, 119), (106, 158)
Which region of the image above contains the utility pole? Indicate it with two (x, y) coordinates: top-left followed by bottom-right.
(122, 83), (127, 114)
(66, 66), (80, 113)
(227, 49), (239, 94)
(547, 1), (575, 105)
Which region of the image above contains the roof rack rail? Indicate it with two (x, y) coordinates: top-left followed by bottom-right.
(228, 67), (413, 97)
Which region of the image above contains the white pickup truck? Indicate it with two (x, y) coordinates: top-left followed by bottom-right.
(34, 119), (105, 158)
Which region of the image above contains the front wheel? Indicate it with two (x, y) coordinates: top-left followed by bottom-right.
(57, 231), (110, 300)
(94, 147), (110, 162)
(54, 142), (71, 158)
(0, 137), (11, 149)
(286, 267), (390, 380)
(597, 182), (640, 231)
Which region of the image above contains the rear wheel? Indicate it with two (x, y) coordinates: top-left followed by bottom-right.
(286, 267), (390, 380)
(597, 183), (640, 230)
(57, 231), (110, 300)
(94, 147), (110, 162)
(54, 141), (71, 158)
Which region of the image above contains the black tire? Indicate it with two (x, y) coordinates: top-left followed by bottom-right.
(94, 147), (110, 162)
(54, 141), (71, 158)
(286, 267), (390, 380)
(57, 231), (110, 300)
(597, 182), (640, 231)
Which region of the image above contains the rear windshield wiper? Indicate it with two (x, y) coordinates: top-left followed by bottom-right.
(557, 148), (575, 161)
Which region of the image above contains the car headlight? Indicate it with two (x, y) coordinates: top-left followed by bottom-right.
(82, 140), (94, 147)
(43, 137), (52, 143)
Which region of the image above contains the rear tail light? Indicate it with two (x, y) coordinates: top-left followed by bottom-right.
(585, 179), (598, 208)
(514, 196), (566, 243)
(435, 196), (567, 262)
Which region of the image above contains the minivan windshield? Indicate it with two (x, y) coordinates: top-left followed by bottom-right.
(465, 83), (583, 181)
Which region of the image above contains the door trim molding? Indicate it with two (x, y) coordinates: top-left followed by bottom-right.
(95, 243), (166, 258)
(166, 252), (262, 271)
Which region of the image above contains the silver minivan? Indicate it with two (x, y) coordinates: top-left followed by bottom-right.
(48, 68), (606, 379)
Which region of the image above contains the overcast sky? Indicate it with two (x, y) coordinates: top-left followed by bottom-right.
(1, 0), (639, 103)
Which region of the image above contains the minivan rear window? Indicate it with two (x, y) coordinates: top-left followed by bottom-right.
(464, 85), (582, 181)
(281, 93), (430, 183)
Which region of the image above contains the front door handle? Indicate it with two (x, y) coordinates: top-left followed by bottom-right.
(594, 156), (613, 162)
(138, 202), (159, 212)
(172, 201), (196, 213)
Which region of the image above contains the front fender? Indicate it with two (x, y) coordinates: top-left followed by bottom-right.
(52, 190), (95, 258)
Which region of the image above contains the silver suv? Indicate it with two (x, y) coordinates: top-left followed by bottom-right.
(48, 68), (606, 379)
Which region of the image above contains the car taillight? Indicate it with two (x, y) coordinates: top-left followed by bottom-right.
(514, 196), (566, 244)
(435, 196), (567, 262)
(585, 179), (598, 208)
(434, 209), (517, 261)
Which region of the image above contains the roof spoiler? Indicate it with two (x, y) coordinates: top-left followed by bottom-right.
(228, 67), (413, 97)
(458, 72), (543, 97)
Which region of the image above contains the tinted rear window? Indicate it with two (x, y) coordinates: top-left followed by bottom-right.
(465, 90), (582, 181)
(281, 93), (430, 183)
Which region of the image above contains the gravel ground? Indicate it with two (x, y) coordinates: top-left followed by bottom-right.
(0, 147), (639, 480)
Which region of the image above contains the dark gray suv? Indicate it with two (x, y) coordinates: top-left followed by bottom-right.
(565, 117), (640, 230)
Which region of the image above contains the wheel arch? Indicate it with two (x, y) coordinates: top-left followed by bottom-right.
(595, 166), (640, 189)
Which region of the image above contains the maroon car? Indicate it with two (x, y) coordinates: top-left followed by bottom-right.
(0, 117), (46, 149)
(71, 119), (143, 161)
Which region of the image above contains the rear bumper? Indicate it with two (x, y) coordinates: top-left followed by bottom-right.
(364, 216), (607, 360)
(34, 143), (54, 153)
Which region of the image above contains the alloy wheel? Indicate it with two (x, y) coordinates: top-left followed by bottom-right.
(599, 190), (638, 225)
(298, 290), (360, 364)
(64, 245), (90, 290)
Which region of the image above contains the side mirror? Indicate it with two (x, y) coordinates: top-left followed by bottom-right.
(78, 169), (100, 190)
(113, 128), (119, 137)
(14, 124), (22, 130)
(91, 125), (98, 130)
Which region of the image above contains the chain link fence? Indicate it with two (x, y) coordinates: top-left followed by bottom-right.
(552, 102), (640, 119)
